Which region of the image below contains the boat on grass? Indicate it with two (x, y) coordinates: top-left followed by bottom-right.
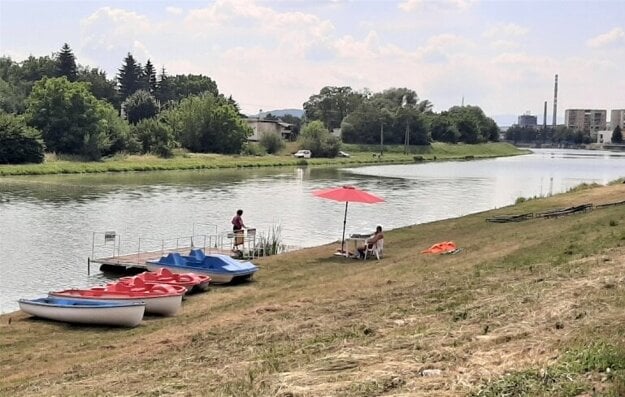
(118, 268), (210, 294)
(49, 281), (184, 317)
(146, 249), (258, 284)
(18, 297), (145, 327)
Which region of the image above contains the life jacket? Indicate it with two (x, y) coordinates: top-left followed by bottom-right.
(421, 241), (457, 254)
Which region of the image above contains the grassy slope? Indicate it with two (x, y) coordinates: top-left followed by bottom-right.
(2, 183), (625, 396)
(0, 142), (524, 176)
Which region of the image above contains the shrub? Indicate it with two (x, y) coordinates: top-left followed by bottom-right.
(131, 119), (176, 158)
(298, 120), (341, 158)
(259, 132), (285, 154)
(122, 90), (159, 124)
(241, 142), (266, 156)
(0, 113), (45, 164)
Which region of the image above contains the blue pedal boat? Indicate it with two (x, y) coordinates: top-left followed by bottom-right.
(18, 297), (145, 327)
(146, 249), (258, 284)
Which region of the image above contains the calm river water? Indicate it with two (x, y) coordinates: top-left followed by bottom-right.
(1, 148), (624, 313)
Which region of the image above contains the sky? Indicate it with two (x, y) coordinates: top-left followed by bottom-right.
(1, 0), (624, 125)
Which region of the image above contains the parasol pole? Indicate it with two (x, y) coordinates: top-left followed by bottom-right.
(341, 201), (349, 255)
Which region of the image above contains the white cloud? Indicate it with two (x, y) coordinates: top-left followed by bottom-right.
(80, 7), (153, 51)
(165, 6), (183, 16)
(586, 27), (625, 48)
(63, 0), (625, 117)
(399, 0), (476, 12)
(483, 23), (528, 39)
(333, 31), (381, 59)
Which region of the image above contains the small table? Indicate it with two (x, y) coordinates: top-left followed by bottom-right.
(345, 236), (368, 256)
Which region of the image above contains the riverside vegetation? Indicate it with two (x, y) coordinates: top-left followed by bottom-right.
(2, 180), (625, 396)
(0, 142), (523, 176)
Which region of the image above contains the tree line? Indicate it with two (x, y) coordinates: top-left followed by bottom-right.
(0, 44), (249, 163)
(303, 86), (500, 147)
(0, 43), (502, 165)
(505, 124), (623, 145)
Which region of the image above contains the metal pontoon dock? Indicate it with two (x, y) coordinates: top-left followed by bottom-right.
(88, 227), (261, 273)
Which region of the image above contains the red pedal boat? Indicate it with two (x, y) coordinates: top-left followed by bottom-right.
(118, 268), (210, 294)
(49, 280), (185, 317)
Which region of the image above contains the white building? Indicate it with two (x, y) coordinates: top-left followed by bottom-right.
(597, 130), (612, 144)
(246, 119), (293, 141)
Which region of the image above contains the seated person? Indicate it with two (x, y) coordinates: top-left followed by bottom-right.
(356, 225), (384, 258)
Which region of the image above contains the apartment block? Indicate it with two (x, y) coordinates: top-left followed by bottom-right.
(564, 109), (607, 132)
(610, 109), (625, 130)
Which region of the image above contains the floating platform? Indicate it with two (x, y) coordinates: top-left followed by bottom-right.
(90, 247), (233, 273)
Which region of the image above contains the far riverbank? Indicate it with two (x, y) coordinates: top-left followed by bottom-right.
(0, 142), (525, 176)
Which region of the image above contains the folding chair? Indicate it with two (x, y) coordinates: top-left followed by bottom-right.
(364, 238), (384, 260)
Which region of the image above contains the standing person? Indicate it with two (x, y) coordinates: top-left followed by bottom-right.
(232, 209), (246, 249)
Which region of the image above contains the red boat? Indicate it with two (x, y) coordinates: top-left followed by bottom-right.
(118, 268), (210, 293)
(50, 280), (185, 316)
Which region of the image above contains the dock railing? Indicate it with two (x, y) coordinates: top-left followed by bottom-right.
(89, 231), (228, 271)
(90, 227), (297, 271)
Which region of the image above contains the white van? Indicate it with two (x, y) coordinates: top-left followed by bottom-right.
(293, 150), (312, 159)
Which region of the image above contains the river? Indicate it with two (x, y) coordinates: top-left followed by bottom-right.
(1, 148), (624, 313)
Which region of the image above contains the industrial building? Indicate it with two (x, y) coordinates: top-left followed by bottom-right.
(518, 113), (538, 129)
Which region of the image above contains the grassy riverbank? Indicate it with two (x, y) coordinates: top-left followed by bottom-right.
(0, 142), (524, 176)
(2, 181), (625, 396)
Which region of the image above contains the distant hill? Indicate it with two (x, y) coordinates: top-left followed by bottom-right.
(253, 109), (304, 118)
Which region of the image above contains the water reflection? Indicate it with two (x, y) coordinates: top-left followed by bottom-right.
(1, 148), (624, 313)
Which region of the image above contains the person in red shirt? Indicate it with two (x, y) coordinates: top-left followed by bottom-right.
(232, 209), (246, 248)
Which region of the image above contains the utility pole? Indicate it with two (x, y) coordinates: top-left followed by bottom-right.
(404, 122), (410, 154)
(401, 94), (409, 154)
(380, 122), (384, 154)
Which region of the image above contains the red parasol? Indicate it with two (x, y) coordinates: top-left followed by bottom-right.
(313, 185), (384, 255)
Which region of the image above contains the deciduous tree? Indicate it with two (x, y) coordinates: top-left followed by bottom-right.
(77, 66), (119, 109)
(0, 113), (45, 164)
(162, 93), (250, 154)
(298, 120), (341, 157)
(303, 86), (364, 131)
(122, 90), (159, 124)
(131, 118), (175, 157)
(26, 77), (127, 159)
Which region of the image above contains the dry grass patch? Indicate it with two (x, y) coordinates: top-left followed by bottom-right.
(2, 183), (625, 396)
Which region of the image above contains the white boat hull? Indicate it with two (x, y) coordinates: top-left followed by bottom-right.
(19, 299), (145, 327)
(48, 293), (183, 317)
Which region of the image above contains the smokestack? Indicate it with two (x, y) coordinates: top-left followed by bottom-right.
(552, 74), (558, 129)
(543, 101), (547, 130)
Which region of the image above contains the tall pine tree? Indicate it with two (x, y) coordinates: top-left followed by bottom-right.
(156, 66), (175, 106)
(144, 59), (157, 94)
(117, 53), (143, 101)
(56, 43), (77, 82)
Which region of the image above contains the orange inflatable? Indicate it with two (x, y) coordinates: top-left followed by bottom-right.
(421, 241), (457, 254)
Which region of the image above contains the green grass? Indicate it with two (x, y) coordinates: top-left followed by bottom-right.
(0, 142), (524, 176)
(472, 341), (625, 397)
